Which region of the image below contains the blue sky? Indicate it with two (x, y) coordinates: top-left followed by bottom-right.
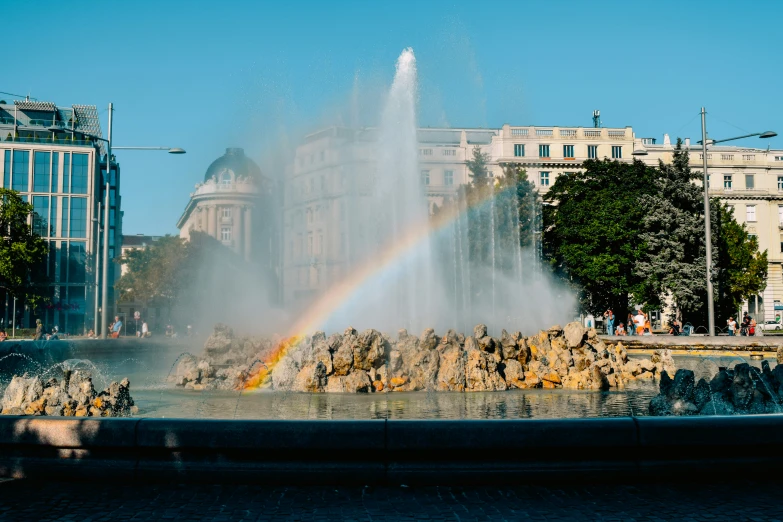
(5, 0), (782, 235)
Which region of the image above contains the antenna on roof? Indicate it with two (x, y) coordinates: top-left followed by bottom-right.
(592, 110), (601, 128)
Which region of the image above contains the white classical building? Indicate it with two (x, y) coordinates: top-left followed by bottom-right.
(282, 122), (783, 321)
(177, 147), (269, 262)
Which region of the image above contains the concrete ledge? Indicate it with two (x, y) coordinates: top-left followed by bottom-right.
(1, 415), (782, 484)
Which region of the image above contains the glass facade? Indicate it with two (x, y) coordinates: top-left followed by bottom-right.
(71, 153), (88, 194)
(32, 196), (49, 236)
(12, 150), (29, 191)
(62, 152), (71, 193)
(33, 151), (51, 192)
(61, 197), (70, 238)
(3, 150), (9, 187)
(69, 197), (87, 238)
(0, 139), (114, 335)
(52, 152), (59, 192)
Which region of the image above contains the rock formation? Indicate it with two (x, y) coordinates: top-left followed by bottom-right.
(174, 322), (675, 393)
(649, 361), (783, 416)
(1, 370), (136, 417)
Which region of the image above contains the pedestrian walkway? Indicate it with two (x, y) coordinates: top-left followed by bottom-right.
(0, 479), (781, 520)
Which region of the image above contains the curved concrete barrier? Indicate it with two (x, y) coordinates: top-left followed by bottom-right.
(0, 415), (782, 484)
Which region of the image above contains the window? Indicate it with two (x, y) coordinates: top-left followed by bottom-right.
(306, 207), (313, 224)
(219, 171), (231, 187)
(60, 198), (69, 239)
(514, 144), (525, 157)
(723, 175), (732, 190)
(32, 196), (49, 236)
(563, 145), (574, 159)
(746, 205), (756, 222)
(746, 174), (755, 189)
(49, 197), (57, 237)
(539, 144), (550, 158)
(419, 149), (432, 156)
(778, 176), (783, 191)
(779, 205), (783, 225)
(317, 231), (323, 255)
(775, 156), (783, 161)
(62, 153), (70, 193)
(68, 242), (86, 284)
(611, 146), (622, 159)
(421, 170), (430, 185)
(587, 145), (598, 159)
(33, 152), (50, 192)
(71, 154), (88, 194)
(12, 150), (29, 192)
(540, 172), (550, 187)
(221, 227), (232, 242)
(3, 150), (9, 188)
(444, 170), (454, 186)
(442, 149), (456, 156)
(69, 198), (87, 238)
(307, 232), (313, 255)
(52, 152), (59, 193)
(296, 233), (303, 257)
(339, 201), (345, 221)
(222, 207), (232, 218)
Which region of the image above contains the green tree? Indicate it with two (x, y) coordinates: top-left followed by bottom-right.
(115, 234), (187, 310)
(543, 159), (657, 315)
(635, 139), (706, 317)
(0, 188), (48, 307)
(465, 145), (491, 186)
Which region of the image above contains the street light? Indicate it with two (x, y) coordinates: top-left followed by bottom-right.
(54, 105), (186, 338)
(699, 107), (776, 337)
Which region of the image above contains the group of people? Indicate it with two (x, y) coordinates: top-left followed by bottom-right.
(32, 319), (60, 341)
(726, 312), (758, 336)
(105, 316), (150, 339)
(602, 309), (653, 336)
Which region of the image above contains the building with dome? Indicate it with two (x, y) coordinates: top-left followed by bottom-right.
(177, 148), (279, 286)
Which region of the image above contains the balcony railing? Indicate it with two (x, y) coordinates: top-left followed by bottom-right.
(0, 135), (96, 147)
(583, 130), (602, 137)
(510, 128), (528, 136)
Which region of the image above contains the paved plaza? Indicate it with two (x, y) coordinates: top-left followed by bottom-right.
(0, 479), (781, 521)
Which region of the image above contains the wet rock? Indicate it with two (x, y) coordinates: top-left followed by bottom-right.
(292, 362), (327, 393)
(352, 329), (387, 371)
(503, 359), (525, 389)
(672, 369), (695, 401)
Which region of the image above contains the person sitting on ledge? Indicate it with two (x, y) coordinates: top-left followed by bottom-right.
(669, 319), (681, 336)
(0, 329), (6, 341)
(86, 329), (95, 339)
(615, 323), (626, 336)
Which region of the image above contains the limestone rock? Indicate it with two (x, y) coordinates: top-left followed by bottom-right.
(563, 321), (586, 349)
(437, 347), (466, 391)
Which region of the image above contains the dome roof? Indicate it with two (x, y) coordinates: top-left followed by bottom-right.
(204, 148), (263, 183)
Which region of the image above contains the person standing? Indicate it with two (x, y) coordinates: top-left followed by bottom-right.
(603, 310), (616, 336)
(727, 317), (737, 336)
(111, 316), (123, 339)
(33, 319), (44, 341)
(627, 313), (635, 336)
(141, 320), (149, 338)
(633, 310), (646, 335)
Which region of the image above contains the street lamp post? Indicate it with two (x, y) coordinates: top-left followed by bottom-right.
(698, 107), (776, 336)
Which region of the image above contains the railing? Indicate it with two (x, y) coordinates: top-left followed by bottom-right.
(535, 129), (553, 136)
(721, 154), (734, 160)
(0, 135), (96, 147)
(559, 129), (576, 137)
(608, 130), (626, 137)
(583, 130), (602, 137)
(699, 154), (712, 160)
(510, 128), (528, 136)
(743, 154), (756, 161)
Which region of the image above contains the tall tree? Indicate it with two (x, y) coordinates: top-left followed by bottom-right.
(0, 188), (48, 307)
(465, 145), (491, 186)
(635, 139), (706, 316)
(543, 159), (657, 315)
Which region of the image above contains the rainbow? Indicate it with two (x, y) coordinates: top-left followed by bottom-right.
(242, 183), (517, 389)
